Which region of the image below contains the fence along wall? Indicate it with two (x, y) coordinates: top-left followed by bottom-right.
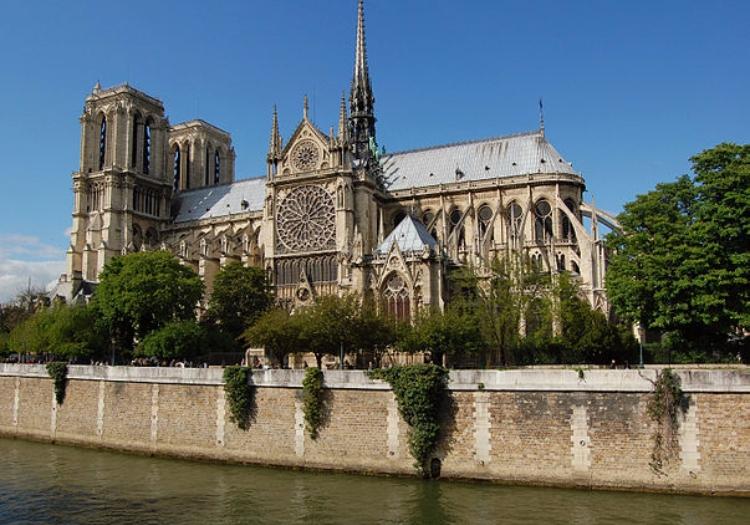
(0, 365), (748, 495)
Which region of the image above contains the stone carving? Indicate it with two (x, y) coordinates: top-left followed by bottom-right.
(291, 140), (320, 171)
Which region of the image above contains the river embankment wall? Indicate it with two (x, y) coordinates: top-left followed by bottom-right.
(0, 364), (748, 495)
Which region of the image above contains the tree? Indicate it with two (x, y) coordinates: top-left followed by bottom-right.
(296, 295), (361, 368)
(607, 143), (749, 358)
(396, 306), (486, 367)
(7, 304), (107, 361)
(243, 308), (302, 367)
(94, 251), (204, 355)
(137, 320), (206, 361)
(206, 262), (271, 348)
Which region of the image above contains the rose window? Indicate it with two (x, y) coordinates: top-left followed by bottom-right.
(291, 140), (320, 171)
(276, 185), (336, 252)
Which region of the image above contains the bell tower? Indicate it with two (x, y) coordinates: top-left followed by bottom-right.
(67, 83), (171, 285)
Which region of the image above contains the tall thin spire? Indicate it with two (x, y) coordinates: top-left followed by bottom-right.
(539, 97), (545, 137)
(268, 105), (282, 160)
(351, 0), (373, 115)
(303, 95), (309, 120)
(349, 0), (377, 170)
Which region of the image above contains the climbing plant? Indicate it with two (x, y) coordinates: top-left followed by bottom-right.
(647, 368), (684, 475)
(302, 367), (325, 439)
(223, 366), (254, 430)
(46, 361), (68, 405)
(369, 364), (449, 477)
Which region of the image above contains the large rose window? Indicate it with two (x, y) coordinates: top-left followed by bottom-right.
(276, 185), (336, 252)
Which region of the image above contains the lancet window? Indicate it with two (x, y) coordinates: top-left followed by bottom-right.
(173, 146), (181, 191)
(478, 204), (494, 242)
(382, 273), (411, 323)
(534, 199), (553, 243)
(98, 116), (107, 170)
(142, 118), (152, 175)
(507, 202), (523, 246)
(214, 149), (221, 184)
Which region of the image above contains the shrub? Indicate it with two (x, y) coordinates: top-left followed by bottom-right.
(223, 366), (254, 430)
(370, 364), (448, 476)
(302, 367), (325, 439)
(46, 362), (68, 405)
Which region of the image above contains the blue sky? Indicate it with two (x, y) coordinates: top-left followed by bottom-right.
(0, 0), (748, 300)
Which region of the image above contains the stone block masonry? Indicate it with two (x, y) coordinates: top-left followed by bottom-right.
(0, 365), (748, 496)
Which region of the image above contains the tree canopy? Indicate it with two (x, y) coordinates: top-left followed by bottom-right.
(205, 262), (271, 347)
(94, 251), (204, 353)
(136, 320), (206, 361)
(606, 143), (749, 358)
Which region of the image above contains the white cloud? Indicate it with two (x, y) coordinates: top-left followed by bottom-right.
(0, 235), (66, 302)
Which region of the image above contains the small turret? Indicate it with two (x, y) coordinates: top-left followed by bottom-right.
(267, 105), (283, 178)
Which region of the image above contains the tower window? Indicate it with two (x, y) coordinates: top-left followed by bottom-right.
(173, 146), (181, 191)
(131, 114), (141, 168)
(98, 116), (107, 170)
(142, 119), (152, 175)
(214, 149), (221, 184)
(204, 146), (210, 186)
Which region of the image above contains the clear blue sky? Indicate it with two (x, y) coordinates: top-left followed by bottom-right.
(0, 0), (748, 300)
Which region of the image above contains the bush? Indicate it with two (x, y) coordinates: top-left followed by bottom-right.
(370, 364), (448, 476)
(137, 320), (206, 361)
(46, 362), (68, 405)
(302, 367), (325, 439)
(223, 366), (254, 430)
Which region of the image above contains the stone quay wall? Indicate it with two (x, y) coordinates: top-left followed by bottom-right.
(0, 364), (748, 495)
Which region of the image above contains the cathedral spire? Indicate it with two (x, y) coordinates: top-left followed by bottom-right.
(349, 0), (377, 170)
(303, 95), (309, 121)
(268, 105), (282, 161)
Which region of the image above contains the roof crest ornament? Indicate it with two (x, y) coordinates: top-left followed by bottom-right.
(539, 97), (545, 137)
(303, 95), (309, 121)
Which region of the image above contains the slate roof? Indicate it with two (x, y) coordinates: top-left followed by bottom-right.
(377, 215), (437, 254)
(173, 177), (266, 223)
(380, 130), (577, 191)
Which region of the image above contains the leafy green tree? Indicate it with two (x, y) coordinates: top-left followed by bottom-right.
(296, 295), (361, 368)
(136, 320), (206, 361)
(397, 306), (486, 367)
(8, 304), (107, 361)
(243, 308), (302, 367)
(206, 262), (271, 348)
(607, 143), (749, 358)
(94, 251), (204, 355)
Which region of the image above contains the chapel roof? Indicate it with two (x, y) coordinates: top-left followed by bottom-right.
(376, 214), (437, 254)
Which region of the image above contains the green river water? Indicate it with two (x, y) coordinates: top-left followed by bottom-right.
(0, 438), (747, 524)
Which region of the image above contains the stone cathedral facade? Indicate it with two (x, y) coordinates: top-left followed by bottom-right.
(59, 0), (619, 320)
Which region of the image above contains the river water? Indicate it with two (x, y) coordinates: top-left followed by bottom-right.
(0, 439), (747, 524)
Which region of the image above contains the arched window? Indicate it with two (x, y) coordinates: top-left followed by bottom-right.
(534, 199), (553, 243)
(132, 224), (143, 252)
(204, 145), (210, 186)
(478, 204), (494, 242)
(142, 119), (152, 175)
(507, 202), (523, 245)
(131, 113), (141, 168)
(98, 115), (107, 170)
(214, 149), (221, 184)
(449, 208), (465, 249)
(185, 143), (191, 189)
(173, 146), (181, 191)
(133, 186), (140, 211)
(382, 273), (411, 323)
(561, 198), (577, 242)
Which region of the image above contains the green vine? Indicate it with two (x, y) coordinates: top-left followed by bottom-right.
(647, 368), (684, 475)
(370, 364), (448, 477)
(223, 366), (254, 430)
(46, 362), (68, 405)
(302, 367), (325, 439)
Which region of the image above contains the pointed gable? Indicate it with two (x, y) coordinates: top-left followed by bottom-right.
(377, 215), (437, 254)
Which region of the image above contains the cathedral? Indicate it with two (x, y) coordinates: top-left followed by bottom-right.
(58, 0), (619, 320)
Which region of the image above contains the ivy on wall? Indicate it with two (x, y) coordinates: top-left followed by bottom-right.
(302, 367), (325, 439)
(223, 366), (254, 430)
(46, 362), (68, 405)
(370, 364), (448, 477)
(647, 368), (684, 475)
